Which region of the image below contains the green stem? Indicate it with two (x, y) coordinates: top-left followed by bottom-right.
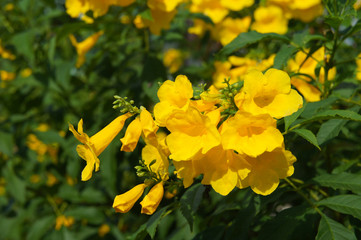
(284, 178), (323, 215)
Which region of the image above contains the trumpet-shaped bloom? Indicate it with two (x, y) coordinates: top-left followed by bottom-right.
(241, 148), (296, 195)
(235, 68), (303, 119)
(189, 0), (228, 24)
(212, 17), (251, 46)
(154, 75), (193, 126)
(147, 0), (183, 12)
(166, 107), (221, 161)
(220, 0), (254, 11)
(55, 215), (75, 230)
(163, 48), (183, 73)
(140, 182), (164, 215)
(291, 77), (321, 102)
(197, 145), (251, 195)
(288, 47), (336, 84)
(120, 117), (142, 152)
(69, 113), (132, 181)
(142, 133), (169, 181)
(121, 109), (159, 152)
(66, 0), (135, 20)
(0, 40), (16, 60)
(221, 111), (284, 157)
(251, 6), (288, 34)
(137, 9), (177, 35)
(113, 183), (146, 213)
(69, 31), (103, 68)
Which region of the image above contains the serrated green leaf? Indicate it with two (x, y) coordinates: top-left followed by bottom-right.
(274, 45), (298, 69)
(291, 128), (321, 150)
(316, 119), (348, 145)
(218, 31), (289, 56)
(284, 102), (307, 131)
(314, 173), (361, 194)
(146, 206), (169, 239)
(300, 109), (361, 125)
(316, 214), (356, 240)
(317, 195), (361, 221)
(301, 97), (337, 119)
(180, 184), (205, 231)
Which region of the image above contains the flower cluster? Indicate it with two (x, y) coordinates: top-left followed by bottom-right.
(70, 68), (303, 215)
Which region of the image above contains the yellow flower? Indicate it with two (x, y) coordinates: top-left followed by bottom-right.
(189, 0), (229, 24)
(140, 182), (164, 215)
(113, 183), (146, 213)
(154, 75), (193, 126)
(251, 6), (288, 34)
(220, 0), (254, 11)
(134, 15), (146, 29)
(221, 111), (284, 157)
(55, 215), (75, 230)
(212, 17), (251, 46)
(235, 68), (303, 119)
(69, 31), (103, 68)
(241, 148), (296, 195)
(147, 0), (184, 12)
(196, 145), (251, 196)
(288, 47), (336, 84)
(267, 0), (323, 22)
(188, 19), (212, 36)
(98, 224), (110, 237)
(30, 174), (41, 184)
(291, 78), (321, 102)
(46, 173), (58, 186)
(166, 107), (221, 161)
(0, 40), (16, 60)
(20, 68), (32, 78)
(142, 134), (169, 181)
(4, 3), (14, 11)
(120, 117), (142, 152)
(26, 134), (48, 162)
(212, 61), (233, 89)
(356, 53), (361, 81)
(113, 0), (136, 7)
(354, 0), (361, 10)
(69, 113), (132, 181)
(163, 48), (183, 73)
(120, 109), (159, 152)
(142, 9), (177, 35)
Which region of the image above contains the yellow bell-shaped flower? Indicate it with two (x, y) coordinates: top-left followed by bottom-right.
(69, 113), (132, 181)
(113, 183), (146, 213)
(140, 182), (164, 215)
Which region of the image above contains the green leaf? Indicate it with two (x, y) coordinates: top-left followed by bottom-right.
(314, 173), (361, 194)
(146, 206), (169, 239)
(218, 31), (289, 56)
(180, 184), (205, 231)
(317, 195), (361, 221)
(284, 102), (307, 131)
(274, 45), (298, 69)
(300, 109), (361, 125)
(316, 214), (356, 240)
(140, 9), (153, 21)
(316, 106), (360, 145)
(65, 207), (105, 224)
(0, 131), (14, 156)
(301, 97), (337, 119)
(316, 119), (348, 145)
(26, 216), (55, 240)
(324, 16), (343, 29)
(291, 129), (321, 150)
(4, 164), (26, 204)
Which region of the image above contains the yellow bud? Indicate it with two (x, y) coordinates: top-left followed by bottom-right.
(113, 184), (146, 213)
(140, 182), (164, 215)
